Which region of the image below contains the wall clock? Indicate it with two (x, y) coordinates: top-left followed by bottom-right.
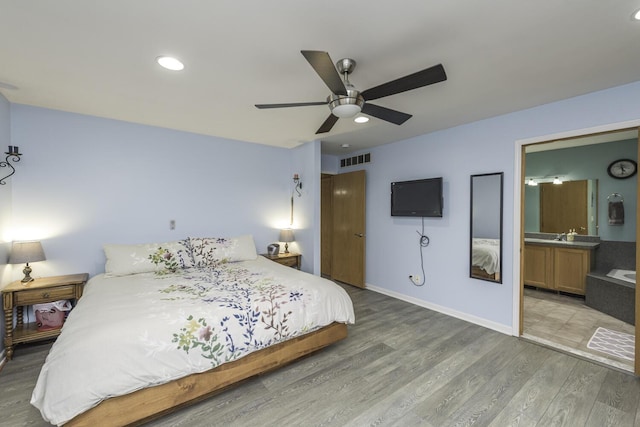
(607, 158), (637, 179)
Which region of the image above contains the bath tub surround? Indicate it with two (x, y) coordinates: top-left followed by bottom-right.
(586, 271), (635, 325)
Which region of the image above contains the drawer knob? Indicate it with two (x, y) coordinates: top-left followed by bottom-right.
(42, 292), (50, 298)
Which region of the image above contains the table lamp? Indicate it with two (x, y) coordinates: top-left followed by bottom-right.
(9, 240), (46, 282)
(279, 229), (295, 254)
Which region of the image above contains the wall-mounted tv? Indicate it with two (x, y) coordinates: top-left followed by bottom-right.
(391, 177), (443, 217)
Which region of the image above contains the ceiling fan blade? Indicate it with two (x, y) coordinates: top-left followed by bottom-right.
(255, 101), (326, 109)
(361, 103), (412, 125)
(361, 64), (447, 101)
(316, 114), (339, 134)
(301, 50), (347, 96)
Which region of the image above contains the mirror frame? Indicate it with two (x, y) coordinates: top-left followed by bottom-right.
(470, 172), (504, 283)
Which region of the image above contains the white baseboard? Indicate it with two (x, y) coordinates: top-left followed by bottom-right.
(365, 283), (513, 336)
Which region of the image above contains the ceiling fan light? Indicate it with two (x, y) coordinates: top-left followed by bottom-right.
(354, 116), (369, 123)
(332, 104), (361, 118)
(327, 90), (365, 118)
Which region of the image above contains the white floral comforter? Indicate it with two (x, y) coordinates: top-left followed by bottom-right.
(30, 257), (355, 425)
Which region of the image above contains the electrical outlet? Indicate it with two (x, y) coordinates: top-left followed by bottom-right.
(411, 275), (421, 284)
(169, 220), (176, 230)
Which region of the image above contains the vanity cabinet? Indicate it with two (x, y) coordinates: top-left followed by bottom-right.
(524, 243), (593, 295)
(553, 247), (591, 295)
(524, 245), (553, 289)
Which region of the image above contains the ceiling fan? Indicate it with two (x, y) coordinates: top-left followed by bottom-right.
(255, 50), (447, 134)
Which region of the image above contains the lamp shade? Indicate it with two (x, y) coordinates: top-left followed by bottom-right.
(279, 229), (295, 243)
(9, 241), (46, 264)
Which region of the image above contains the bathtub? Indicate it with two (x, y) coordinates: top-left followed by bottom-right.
(606, 269), (636, 284)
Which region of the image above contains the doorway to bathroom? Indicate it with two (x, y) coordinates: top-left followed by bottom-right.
(519, 126), (639, 374)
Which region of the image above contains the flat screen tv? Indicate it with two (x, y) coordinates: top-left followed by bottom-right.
(391, 177), (443, 217)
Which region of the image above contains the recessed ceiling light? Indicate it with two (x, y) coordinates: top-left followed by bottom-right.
(354, 116), (369, 124)
(341, 143), (350, 148)
(156, 56), (184, 71)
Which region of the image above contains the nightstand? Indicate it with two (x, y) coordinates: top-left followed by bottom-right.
(261, 252), (301, 269)
(2, 273), (89, 360)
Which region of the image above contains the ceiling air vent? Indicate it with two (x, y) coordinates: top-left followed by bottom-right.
(340, 153), (371, 168)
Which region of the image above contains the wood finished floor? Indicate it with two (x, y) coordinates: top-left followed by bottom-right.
(523, 287), (635, 371)
(2, 283), (640, 426)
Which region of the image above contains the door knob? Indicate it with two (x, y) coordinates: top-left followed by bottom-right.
(354, 233), (365, 238)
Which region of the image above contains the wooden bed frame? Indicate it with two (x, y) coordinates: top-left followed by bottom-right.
(65, 322), (347, 426)
(471, 266), (500, 281)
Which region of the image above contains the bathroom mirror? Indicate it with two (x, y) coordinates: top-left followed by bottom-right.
(470, 172), (503, 283)
(524, 179), (598, 235)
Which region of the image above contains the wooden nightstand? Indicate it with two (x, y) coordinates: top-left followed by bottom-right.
(261, 252), (301, 269)
(2, 273), (89, 360)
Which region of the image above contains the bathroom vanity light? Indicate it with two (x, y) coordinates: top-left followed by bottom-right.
(525, 175), (565, 185)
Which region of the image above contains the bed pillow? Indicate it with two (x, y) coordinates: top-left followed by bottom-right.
(188, 234), (257, 267)
(104, 240), (194, 276)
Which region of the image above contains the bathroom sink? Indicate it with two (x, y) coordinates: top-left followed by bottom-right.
(524, 237), (600, 249)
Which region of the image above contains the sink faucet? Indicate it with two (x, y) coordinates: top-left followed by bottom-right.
(554, 233), (566, 241)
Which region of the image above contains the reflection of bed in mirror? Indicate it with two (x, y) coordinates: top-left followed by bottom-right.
(471, 238), (501, 281)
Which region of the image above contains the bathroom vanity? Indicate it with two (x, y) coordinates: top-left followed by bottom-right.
(524, 237), (600, 295)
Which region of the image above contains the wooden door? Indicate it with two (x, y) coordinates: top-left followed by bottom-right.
(540, 180), (588, 234)
(320, 174), (333, 276)
(331, 170), (366, 288)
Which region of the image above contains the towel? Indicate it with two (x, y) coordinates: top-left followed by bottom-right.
(608, 201), (624, 225)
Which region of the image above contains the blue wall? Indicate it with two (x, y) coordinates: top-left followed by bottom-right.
(8, 105), (314, 278)
(0, 92), (11, 356)
(3, 79), (640, 344)
(324, 80), (640, 331)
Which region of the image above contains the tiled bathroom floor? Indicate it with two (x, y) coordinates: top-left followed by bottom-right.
(523, 287), (635, 371)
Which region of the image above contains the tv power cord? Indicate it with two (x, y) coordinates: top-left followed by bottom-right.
(409, 217), (429, 287)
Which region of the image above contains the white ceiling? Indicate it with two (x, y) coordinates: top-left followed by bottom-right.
(1, 1), (639, 156)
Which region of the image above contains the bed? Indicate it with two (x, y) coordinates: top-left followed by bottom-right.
(471, 238), (501, 281)
(30, 235), (355, 426)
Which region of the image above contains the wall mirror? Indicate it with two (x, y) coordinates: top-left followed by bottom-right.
(470, 172), (503, 283)
(524, 179), (598, 235)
